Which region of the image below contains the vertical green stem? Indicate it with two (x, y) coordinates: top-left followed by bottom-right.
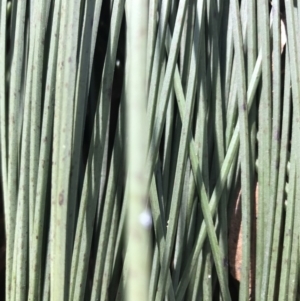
(125, 1), (150, 301)
(6, 1), (27, 299)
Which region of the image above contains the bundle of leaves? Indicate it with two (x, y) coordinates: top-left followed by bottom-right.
(0, 0), (298, 301)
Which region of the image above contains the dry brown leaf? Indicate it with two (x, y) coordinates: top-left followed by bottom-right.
(228, 182), (258, 294)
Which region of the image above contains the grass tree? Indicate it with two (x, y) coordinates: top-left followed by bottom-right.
(0, 0), (299, 300)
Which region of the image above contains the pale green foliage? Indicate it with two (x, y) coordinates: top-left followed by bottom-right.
(0, 1), (299, 301)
